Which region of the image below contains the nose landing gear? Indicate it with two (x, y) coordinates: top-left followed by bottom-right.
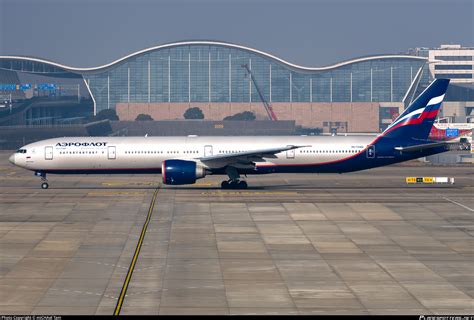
(35, 172), (49, 189)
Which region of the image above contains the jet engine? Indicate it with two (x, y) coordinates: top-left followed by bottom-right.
(161, 160), (207, 185)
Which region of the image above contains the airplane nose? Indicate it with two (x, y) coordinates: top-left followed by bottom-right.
(8, 154), (15, 165)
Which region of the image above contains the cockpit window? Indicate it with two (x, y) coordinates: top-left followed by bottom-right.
(15, 149), (27, 154)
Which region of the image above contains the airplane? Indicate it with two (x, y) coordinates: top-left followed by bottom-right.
(429, 122), (473, 146)
(9, 79), (450, 190)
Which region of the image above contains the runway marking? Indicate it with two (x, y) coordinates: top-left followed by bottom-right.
(114, 187), (159, 315)
(443, 197), (474, 212)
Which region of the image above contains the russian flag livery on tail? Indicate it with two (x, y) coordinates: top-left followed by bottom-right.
(382, 79), (449, 140)
(9, 79), (451, 189)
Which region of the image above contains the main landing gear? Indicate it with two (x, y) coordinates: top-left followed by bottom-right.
(221, 180), (248, 189)
(221, 166), (248, 189)
(35, 172), (49, 189)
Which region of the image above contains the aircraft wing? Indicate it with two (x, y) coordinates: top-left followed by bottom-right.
(198, 145), (307, 165)
(394, 142), (448, 153)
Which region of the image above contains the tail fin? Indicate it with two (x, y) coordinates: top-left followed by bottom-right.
(382, 79), (450, 140)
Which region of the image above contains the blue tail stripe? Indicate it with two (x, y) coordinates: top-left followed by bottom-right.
(382, 79), (450, 140)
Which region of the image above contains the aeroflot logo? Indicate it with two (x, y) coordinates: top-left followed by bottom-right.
(55, 142), (108, 147)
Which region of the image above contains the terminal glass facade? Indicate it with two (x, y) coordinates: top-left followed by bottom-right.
(29, 43), (426, 113)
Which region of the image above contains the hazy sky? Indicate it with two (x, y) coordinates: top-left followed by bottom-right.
(0, 0), (473, 68)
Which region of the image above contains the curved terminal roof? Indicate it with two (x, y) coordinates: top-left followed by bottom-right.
(0, 40), (427, 77)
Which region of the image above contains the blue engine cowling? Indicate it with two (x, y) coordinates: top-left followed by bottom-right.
(161, 159), (207, 185)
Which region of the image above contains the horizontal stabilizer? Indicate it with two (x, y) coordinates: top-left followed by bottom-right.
(394, 142), (447, 153)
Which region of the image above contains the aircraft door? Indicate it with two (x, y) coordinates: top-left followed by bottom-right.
(204, 145), (213, 157)
(108, 146), (116, 160)
(286, 149), (295, 159)
(366, 145), (375, 159)
(45, 146), (53, 160)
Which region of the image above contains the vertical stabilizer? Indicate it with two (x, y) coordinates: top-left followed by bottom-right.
(382, 79), (450, 140)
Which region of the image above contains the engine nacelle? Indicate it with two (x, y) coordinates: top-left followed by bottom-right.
(161, 159), (206, 185)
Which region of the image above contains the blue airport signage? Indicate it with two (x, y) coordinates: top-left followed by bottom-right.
(0, 83), (60, 90)
(446, 128), (459, 137)
(0, 84), (17, 90)
(37, 83), (57, 90)
(0, 83), (33, 90)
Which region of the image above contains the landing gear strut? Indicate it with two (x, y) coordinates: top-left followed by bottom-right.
(36, 172), (49, 189)
(221, 167), (248, 189)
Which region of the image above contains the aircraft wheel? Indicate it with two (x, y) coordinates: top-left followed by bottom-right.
(237, 181), (248, 189)
(221, 181), (230, 189)
(41, 182), (49, 189)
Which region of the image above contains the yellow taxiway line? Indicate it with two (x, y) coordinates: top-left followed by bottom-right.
(114, 187), (159, 315)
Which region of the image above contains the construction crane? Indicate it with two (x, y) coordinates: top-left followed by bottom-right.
(241, 64), (278, 121)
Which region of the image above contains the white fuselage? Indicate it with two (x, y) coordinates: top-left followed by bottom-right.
(10, 135), (375, 173)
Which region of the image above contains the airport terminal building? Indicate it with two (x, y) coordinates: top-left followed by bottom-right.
(1, 41), (468, 132)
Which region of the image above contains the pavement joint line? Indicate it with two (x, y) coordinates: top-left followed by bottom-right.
(200, 191), (298, 196)
(135, 266), (161, 271)
(441, 225), (474, 228)
(114, 187), (159, 315)
(127, 289), (161, 296)
(101, 182), (157, 186)
(443, 197), (474, 212)
(73, 260), (129, 270)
